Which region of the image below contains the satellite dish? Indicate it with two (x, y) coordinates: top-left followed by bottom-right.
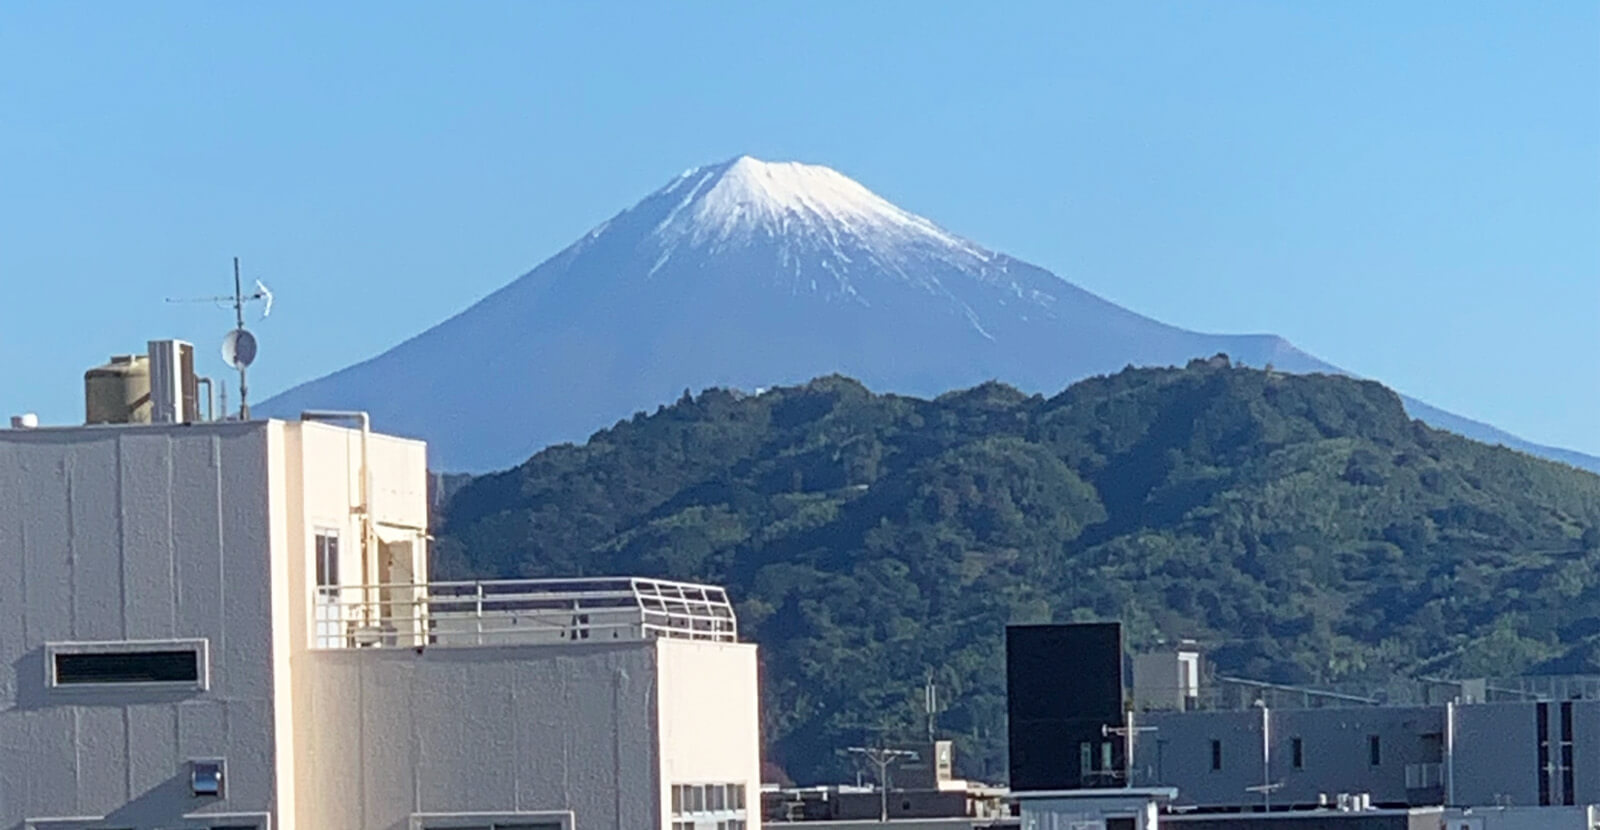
(222, 328), (258, 370)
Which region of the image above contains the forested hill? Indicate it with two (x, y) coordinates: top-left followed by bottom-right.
(433, 361), (1600, 784)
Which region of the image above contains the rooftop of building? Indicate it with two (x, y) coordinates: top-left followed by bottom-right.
(320, 575), (739, 649)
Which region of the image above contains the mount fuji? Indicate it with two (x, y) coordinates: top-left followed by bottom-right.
(259, 156), (1600, 473)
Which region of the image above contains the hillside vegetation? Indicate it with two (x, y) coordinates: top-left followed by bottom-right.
(433, 362), (1600, 783)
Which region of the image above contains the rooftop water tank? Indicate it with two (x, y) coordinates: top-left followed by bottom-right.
(85, 354), (152, 425)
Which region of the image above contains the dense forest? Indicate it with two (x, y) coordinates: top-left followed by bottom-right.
(432, 360), (1600, 784)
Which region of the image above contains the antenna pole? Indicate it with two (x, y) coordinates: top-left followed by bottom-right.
(233, 257), (245, 329)
(1104, 705), (1157, 787)
(234, 257), (249, 420)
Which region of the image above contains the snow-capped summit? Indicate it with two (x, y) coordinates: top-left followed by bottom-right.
(258, 157), (1600, 473)
(653, 156), (981, 257)
(600, 156), (1000, 306)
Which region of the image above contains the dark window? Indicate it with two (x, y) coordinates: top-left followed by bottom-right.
(1539, 702), (1552, 806)
(1564, 748), (1576, 805)
(672, 784), (683, 814)
(315, 531), (340, 593)
(1562, 700), (1576, 805)
(1368, 735), (1381, 766)
(1107, 818), (1137, 830)
(1210, 739), (1223, 771)
(1080, 741), (1093, 771)
(1291, 737), (1303, 769)
(55, 649), (200, 685)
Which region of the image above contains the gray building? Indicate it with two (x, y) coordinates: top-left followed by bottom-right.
(1005, 624), (1600, 829)
(1130, 668), (1600, 810)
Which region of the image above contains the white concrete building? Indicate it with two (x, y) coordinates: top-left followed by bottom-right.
(0, 416), (761, 830)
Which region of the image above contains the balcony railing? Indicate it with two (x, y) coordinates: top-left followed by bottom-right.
(313, 576), (738, 649)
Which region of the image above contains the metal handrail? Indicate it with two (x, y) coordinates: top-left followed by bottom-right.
(312, 576), (738, 649)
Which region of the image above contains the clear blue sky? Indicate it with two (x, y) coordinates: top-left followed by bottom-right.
(2, 2), (1596, 454)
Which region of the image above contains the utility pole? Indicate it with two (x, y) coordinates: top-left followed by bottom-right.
(1245, 700), (1283, 811)
(846, 746), (917, 822)
(1103, 704), (1157, 786)
(924, 668), (940, 742)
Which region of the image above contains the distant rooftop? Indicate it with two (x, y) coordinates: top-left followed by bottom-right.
(1144, 671), (1600, 713)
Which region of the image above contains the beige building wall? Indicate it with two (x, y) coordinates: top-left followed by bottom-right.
(656, 639), (763, 830)
(272, 420), (429, 830)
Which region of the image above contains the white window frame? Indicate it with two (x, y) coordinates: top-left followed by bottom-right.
(409, 811), (574, 830)
(313, 527), (344, 647)
(670, 782), (750, 821)
(314, 527), (343, 595)
(44, 638), (210, 692)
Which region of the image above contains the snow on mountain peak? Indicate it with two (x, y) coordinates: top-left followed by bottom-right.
(652, 155), (985, 259)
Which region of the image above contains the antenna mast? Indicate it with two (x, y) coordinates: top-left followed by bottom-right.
(166, 257), (271, 420)
(1103, 704), (1158, 787)
(231, 258), (248, 418)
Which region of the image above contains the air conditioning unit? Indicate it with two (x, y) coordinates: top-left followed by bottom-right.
(148, 340), (199, 424)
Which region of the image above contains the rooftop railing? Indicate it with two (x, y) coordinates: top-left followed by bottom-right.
(313, 576), (738, 649)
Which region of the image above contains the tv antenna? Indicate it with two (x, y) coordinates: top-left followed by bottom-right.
(167, 257), (272, 419)
(1103, 703), (1157, 787)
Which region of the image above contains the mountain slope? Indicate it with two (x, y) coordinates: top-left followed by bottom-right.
(259, 156), (1599, 473)
(432, 364), (1600, 783)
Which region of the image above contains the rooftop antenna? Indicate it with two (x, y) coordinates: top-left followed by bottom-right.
(167, 257), (272, 419)
(1103, 701), (1157, 787)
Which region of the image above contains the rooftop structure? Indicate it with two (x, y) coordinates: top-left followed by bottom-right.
(0, 378), (761, 830)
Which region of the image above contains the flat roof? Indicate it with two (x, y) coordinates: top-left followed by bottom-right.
(0, 417), (426, 447)
(1012, 787), (1178, 801)
(1165, 806), (1445, 822)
